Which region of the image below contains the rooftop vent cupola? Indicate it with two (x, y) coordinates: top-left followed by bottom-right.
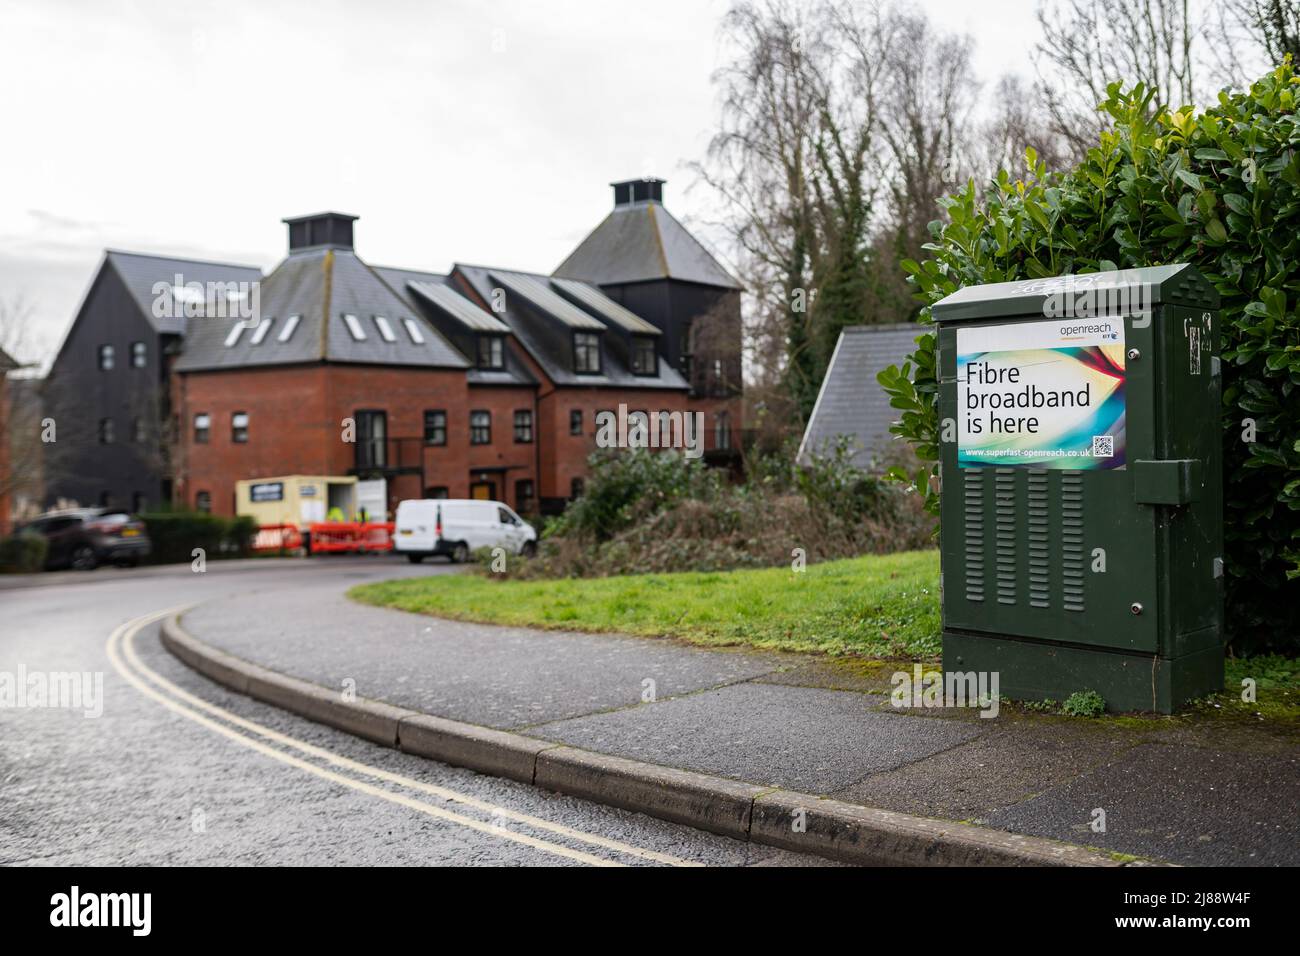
(611, 178), (664, 207)
(282, 211), (359, 252)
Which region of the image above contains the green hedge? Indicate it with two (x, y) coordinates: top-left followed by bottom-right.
(0, 532), (49, 573)
(140, 512), (257, 565)
(879, 64), (1300, 654)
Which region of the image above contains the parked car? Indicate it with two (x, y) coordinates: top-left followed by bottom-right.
(17, 509), (152, 571)
(394, 499), (536, 563)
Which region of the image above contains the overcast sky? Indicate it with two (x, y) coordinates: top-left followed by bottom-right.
(0, 0), (1043, 367)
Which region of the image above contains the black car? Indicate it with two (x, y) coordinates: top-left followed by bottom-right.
(19, 509), (152, 571)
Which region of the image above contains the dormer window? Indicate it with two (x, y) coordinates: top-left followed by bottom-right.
(632, 336), (657, 375)
(574, 332), (601, 374)
(477, 334), (505, 370)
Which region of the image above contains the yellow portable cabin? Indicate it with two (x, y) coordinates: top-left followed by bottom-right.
(234, 475), (358, 530)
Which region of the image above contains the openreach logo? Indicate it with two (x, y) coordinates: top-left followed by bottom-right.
(0, 666), (103, 718)
(151, 273), (260, 325)
(891, 664), (1000, 718)
(595, 403), (706, 459)
(50, 886), (151, 936)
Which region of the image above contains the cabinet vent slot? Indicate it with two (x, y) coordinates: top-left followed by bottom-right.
(994, 469), (1016, 605)
(1027, 470), (1050, 608)
(1060, 472), (1085, 612)
(963, 470), (985, 602)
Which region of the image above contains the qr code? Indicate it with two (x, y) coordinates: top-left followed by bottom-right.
(1092, 435), (1114, 458)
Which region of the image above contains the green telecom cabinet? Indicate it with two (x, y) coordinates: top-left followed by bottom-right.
(932, 265), (1223, 713)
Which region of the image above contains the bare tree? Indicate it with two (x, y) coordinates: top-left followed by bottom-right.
(1032, 0), (1213, 155)
(978, 73), (1080, 179)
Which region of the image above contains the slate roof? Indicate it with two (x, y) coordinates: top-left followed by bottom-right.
(453, 264), (690, 390)
(105, 251), (264, 335)
(551, 278), (660, 335)
(174, 249), (467, 371)
(554, 202), (740, 290)
(797, 324), (924, 470)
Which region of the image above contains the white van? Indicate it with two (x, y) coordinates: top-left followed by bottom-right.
(394, 498), (537, 564)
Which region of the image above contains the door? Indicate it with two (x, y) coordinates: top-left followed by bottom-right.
(469, 482), (494, 500)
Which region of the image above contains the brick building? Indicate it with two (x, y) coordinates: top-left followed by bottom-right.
(46, 179), (743, 518)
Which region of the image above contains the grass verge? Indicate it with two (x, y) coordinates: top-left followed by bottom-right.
(349, 550), (942, 657)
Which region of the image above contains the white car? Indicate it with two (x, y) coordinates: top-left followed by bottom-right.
(394, 498), (537, 564)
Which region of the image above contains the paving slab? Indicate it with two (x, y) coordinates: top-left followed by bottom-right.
(527, 682), (984, 792)
(981, 742), (1300, 866)
(182, 584), (794, 730)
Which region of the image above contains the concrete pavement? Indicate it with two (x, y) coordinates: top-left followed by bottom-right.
(165, 566), (1300, 866)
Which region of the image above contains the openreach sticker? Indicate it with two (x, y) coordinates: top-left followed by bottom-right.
(957, 317), (1127, 469)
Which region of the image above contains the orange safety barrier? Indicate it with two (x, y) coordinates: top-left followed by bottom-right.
(358, 522), (395, 552)
(252, 524), (304, 553)
(306, 522), (395, 554)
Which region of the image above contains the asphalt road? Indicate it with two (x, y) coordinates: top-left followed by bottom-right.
(0, 557), (834, 867)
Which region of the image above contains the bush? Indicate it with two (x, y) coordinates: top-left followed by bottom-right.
(0, 532), (49, 573)
(879, 64), (1300, 654)
(1062, 690), (1107, 718)
(488, 444), (934, 580)
(140, 512), (257, 565)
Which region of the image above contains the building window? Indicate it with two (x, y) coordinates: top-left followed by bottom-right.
(373, 315), (397, 342)
(130, 341), (147, 368)
(569, 409), (583, 435)
(632, 336), (657, 375)
(132, 416), (147, 443)
(515, 479), (535, 512)
(715, 411), (732, 450)
(513, 410), (533, 443)
(477, 335), (504, 370)
(231, 411), (249, 443)
(98, 418), (114, 444)
(424, 486), (449, 499)
(573, 332), (601, 373)
(193, 413), (210, 444)
(570, 477), (585, 498)
(402, 317), (425, 344)
(355, 410), (387, 468)
(423, 410), (447, 446)
(343, 313), (367, 341)
(98, 344), (114, 370)
(132, 492), (148, 514)
(278, 314), (302, 342)
(195, 490), (211, 513)
(470, 410), (491, 445)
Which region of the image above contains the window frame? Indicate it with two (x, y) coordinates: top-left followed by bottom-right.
(231, 411), (250, 444)
(469, 409), (491, 445)
(98, 344), (114, 370)
(573, 331), (601, 374)
(513, 409), (533, 443)
(631, 336), (657, 376)
(569, 409), (583, 435)
(130, 341), (147, 368)
(98, 417), (114, 444)
(423, 409), (447, 446)
(477, 334), (505, 370)
(193, 413), (210, 444)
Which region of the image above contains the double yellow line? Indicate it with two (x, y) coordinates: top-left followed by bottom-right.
(107, 608), (699, 867)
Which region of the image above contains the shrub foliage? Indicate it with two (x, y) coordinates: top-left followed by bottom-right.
(879, 64), (1300, 653)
